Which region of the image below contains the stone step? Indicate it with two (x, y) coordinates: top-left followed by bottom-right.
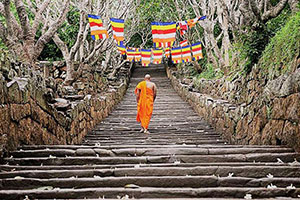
(1, 165), (300, 179)
(4, 153), (300, 166)
(0, 187), (299, 200)
(11, 147), (292, 158)
(2, 176), (300, 190)
(1, 162), (298, 171)
(17, 144), (293, 150)
(81, 140), (225, 145)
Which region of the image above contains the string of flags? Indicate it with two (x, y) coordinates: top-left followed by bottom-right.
(88, 14), (206, 66)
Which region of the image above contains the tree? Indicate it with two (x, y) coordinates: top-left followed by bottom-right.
(52, 0), (138, 84)
(0, 0), (70, 65)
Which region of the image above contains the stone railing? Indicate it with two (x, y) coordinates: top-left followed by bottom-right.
(0, 59), (133, 157)
(166, 65), (300, 152)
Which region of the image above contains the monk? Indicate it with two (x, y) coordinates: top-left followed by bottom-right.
(135, 74), (157, 134)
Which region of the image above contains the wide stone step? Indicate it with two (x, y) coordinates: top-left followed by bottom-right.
(4, 153), (300, 166)
(2, 165), (300, 179)
(2, 176), (300, 190)
(17, 144), (293, 150)
(0, 187), (299, 200)
(1, 162), (298, 172)
(81, 140), (225, 146)
(11, 147), (293, 158)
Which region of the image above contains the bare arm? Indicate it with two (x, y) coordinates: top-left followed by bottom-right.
(153, 84), (157, 102)
(135, 89), (140, 103)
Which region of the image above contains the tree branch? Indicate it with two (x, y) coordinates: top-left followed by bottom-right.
(14, 0), (33, 40)
(262, 0), (288, 21)
(32, 0), (51, 36)
(34, 0), (70, 59)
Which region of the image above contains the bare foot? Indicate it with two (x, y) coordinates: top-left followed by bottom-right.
(144, 129), (150, 134)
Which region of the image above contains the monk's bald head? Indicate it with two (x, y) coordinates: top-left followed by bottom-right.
(145, 74), (151, 81)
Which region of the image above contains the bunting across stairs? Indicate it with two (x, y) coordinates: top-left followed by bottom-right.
(88, 14), (108, 40)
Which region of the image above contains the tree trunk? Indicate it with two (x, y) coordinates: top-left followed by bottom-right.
(288, 0), (299, 13)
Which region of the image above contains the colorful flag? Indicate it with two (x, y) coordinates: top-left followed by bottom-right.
(134, 48), (141, 62)
(152, 48), (163, 64)
(110, 18), (125, 43)
(88, 14), (108, 40)
(187, 16), (206, 28)
(191, 42), (203, 61)
(116, 42), (126, 55)
(151, 22), (177, 48)
(126, 48), (135, 62)
(182, 45), (192, 63)
(164, 47), (171, 58)
(178, 21), (188, 35)
(171, 47), (182, 64)
(141, 49), (152, 67)
(180, 40), (189, 47)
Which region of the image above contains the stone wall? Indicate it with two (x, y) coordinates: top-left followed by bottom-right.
(0, 53), (133, 157)
(166, 66), (300, 152)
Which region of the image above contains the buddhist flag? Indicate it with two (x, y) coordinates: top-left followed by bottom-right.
(152, 48), (163, 64)
(141, 49), (151, 67)
(191, 42), (203, 61)
(110, 18), (125, 43)
(187, 16), (206, 28)
(126, 48), (135, 62)
(88, 14), (108, 40)
(151, 22), (176, 48)
(171, 47), (182, 64)
(180, 40), (189, 47)
(116, 42), (126, 55)
(178, 21), (188, 36)
(182, 46), (192, 63)
(164, 47), (170, 58)
(134, 48), (141, 62)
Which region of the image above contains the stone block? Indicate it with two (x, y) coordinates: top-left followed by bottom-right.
(7, 80), (22, 103)
(261, 120), (285, 145)
(10, 103), (31, 122)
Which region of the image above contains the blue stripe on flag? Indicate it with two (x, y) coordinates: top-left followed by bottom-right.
(192, 42), (201, 47)
(88, 14), (100, 19)
(110, 18), (124, 23)
(151, 22), (176, 26)
(141, 49), (152, 52)
(172, 47), (182, 50)
(199, 16), (207, 21)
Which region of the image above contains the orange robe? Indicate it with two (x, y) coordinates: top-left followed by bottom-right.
(135, 81), (154, 129)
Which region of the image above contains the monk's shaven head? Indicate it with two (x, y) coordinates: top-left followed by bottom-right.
(145, 74), (151, 80)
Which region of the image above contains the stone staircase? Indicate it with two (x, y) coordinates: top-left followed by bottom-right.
(0, 64), (300, 199)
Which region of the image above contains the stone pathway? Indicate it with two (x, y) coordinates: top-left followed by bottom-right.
(0, 64), (300, 199)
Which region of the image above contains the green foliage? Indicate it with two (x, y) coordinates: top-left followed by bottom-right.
(0, 39), (8, 51)
(195, 63), (223, 80)
(234, 8), (292, 74)
(259, 11), (300, 75)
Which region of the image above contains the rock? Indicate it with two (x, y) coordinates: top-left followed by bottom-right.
(63, 95), (85, 101)
(282, 121), (300, 150)
(54, 69), (60, 78)
(63, 86), (76, 95)
(10, 103), (31, 122)
(76, 148), (96, 156)
(261, 120), (285, 145)
(73, 82), (85, 90)
(61, 71), (66, 79)
(8, 69), (17, 80)
(280, 70), (300, 96)
(7, 80), (22, 103)
(54, 99), (71, 111)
